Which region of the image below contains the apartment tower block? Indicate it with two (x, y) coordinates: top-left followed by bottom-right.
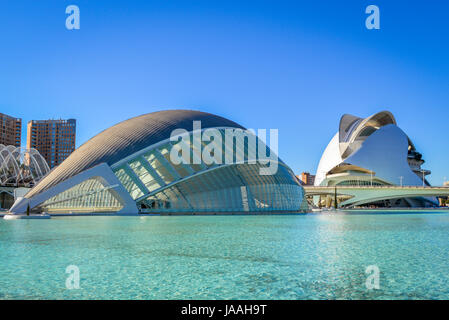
(0, 112), (22, 147)
(26, 119), (76, 168)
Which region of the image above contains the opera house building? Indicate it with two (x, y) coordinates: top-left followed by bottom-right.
(9, 110), (308, 215)
(314, 111), (439, 207)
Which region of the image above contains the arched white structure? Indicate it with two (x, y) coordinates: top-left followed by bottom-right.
(9, 110), (307, 215)
(0, 144), (50, 187)
(314, 111), (436, 207)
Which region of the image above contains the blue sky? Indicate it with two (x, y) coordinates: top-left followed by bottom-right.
(0, 0), (448, 185)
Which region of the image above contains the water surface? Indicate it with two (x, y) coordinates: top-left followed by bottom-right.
(1, 212), (449, 299)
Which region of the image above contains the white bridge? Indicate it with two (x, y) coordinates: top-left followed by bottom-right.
(304, 185), (449, 207)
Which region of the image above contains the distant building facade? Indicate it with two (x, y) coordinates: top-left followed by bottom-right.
(298, 172), (315, 186)
(0, 112), (21, 147)
(26, 119), (76, 168)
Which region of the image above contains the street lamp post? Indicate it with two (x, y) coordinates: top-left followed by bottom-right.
(334, 186), (338, 210)
(421, 170), (426, 187)
(399, 176), (403, 187)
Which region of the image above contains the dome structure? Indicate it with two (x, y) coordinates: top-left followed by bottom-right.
(314, 111), (436, 207)
(10, 110), (307, 215)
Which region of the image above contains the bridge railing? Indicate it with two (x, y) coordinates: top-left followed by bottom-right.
(304, 185), (449, 189)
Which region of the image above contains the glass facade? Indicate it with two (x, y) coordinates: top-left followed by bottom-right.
(14, 111), (309, 216)
(39, 178), (123, 213)
(138, 164), (305, 213)
(111, 129), (307, 213)
(114, 167), (145, 200)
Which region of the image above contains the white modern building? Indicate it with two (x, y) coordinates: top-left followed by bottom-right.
(9, 110), (308, 215)
(314, 111), (439, 208)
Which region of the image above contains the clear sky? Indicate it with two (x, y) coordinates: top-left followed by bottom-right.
(1, 0), (448, 185)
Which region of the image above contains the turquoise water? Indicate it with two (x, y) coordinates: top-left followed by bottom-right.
(1, 212), (449, 299)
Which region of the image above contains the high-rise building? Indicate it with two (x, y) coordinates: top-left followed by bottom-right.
(26, 119), (76, 168)
(0, 112), (22, 147)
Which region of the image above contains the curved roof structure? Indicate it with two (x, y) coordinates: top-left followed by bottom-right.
(338, 111), (397, 158)
(339, 111), (396, 144)
(26, 110), (244, 198)
(11, 109), (307, 215)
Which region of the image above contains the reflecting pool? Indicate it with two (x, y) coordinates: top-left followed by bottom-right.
(1, 212), (449, 299)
